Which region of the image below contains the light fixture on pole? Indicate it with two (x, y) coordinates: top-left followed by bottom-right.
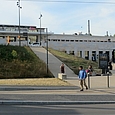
(46, 28), (48, 74)
(39, 13), (42, 46)
(17, 0), (22, 46)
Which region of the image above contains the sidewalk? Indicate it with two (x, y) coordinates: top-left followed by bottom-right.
(0, 86), (114, 95)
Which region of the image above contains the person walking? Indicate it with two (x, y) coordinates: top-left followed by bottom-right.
(86, 65), (93, 76)
(60, 63), (65, 73)
(78, 66), (88, 91)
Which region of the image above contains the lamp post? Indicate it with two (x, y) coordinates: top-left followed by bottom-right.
(39, 14), (42, 46)
(17, 0), (22, 46)
(46, 28), (48, 74)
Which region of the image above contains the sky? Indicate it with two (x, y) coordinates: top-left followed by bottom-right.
(0, 0), (115, 36)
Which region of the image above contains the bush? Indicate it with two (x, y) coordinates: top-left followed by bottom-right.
(0, 45), (53, 79)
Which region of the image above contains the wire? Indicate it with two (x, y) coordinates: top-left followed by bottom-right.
(8, 0), (115, 4)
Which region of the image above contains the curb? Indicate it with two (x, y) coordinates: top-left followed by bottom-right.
(0, 101), (115, 105)
(0, 86), (78, 91)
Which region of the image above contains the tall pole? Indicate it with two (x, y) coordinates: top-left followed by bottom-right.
(39, 14), (42, 46)
(17, 0), (22, 46)
(46, 28), (48, 74)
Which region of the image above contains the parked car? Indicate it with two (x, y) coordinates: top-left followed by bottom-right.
(31, 42), (40, 47)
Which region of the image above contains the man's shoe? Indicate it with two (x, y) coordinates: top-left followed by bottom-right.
(80, 89), (83, 91)
(86, 87), (88, 90)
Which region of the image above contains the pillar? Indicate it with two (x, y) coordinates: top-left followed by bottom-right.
(89, 50), (92, 60)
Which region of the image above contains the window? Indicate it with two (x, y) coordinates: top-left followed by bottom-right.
(33, 43), (39, 45)
(85, 51), (89, 60)
(108, 39), (111, 42)
(53, 39), (57, 41)
(99, 51), (103, 54)
(66, 40), (69, 42)
(92, 51), (96, 61)
(77, 51), (82, 58)
(70, 40), (74, 42)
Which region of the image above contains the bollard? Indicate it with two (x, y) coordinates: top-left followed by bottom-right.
(88, 73), (90, 89)
(107, 72), (110, 88)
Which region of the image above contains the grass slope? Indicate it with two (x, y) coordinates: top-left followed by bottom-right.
(48, 48), (100, 75)
(0, 45), (53, 79)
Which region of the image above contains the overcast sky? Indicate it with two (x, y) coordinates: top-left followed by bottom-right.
(0, 0), (115, 36)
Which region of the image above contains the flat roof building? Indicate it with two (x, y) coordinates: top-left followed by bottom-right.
(0, 24), (115, 62)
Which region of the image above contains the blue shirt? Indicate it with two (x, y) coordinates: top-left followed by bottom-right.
(78, 70), (87, 80)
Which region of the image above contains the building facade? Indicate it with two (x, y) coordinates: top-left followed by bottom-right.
(47, 34), (115, 61)
(0, 24), (51, 45)
(0, 24), (115, 62)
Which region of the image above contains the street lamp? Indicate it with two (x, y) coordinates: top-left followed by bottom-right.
(39, 13), (42, 46)
(17, 0), (22, 46)
(46, 28), (48, 74)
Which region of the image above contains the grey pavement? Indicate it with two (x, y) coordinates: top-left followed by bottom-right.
(1, 104), (115, 115)
(30, 47), (78, 86)
(0, 87), (115, 105)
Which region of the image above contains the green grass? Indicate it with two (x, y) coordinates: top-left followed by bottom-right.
(48, 48), (101, 75)
(0, 45), (53, 79)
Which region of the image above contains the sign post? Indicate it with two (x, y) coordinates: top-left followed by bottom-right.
(98, 53), (108, 74)
(99, 53), (110, 88)
(88, 73), (90, 89)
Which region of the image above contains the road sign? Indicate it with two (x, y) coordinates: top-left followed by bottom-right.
(98, 53), (108, 69)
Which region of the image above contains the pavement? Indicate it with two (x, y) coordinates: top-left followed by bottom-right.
(0, 86), (115, 105)
(0, 47), (115, 105)
(30, 47), (77, 86)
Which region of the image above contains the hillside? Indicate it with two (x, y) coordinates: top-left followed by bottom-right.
(48, 48), (100, 75)
(0, 45), (53, 79)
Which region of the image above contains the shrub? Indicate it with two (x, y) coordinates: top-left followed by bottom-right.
(0, 45), (53, 79)
(11, 50), (18, 59)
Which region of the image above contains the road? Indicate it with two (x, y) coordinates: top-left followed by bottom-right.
(0, 90), (115, 102)
(0, 104), (115, 115)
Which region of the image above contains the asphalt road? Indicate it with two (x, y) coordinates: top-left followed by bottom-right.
(0, 104), (115, 115)
(0, 90), (115, 102)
